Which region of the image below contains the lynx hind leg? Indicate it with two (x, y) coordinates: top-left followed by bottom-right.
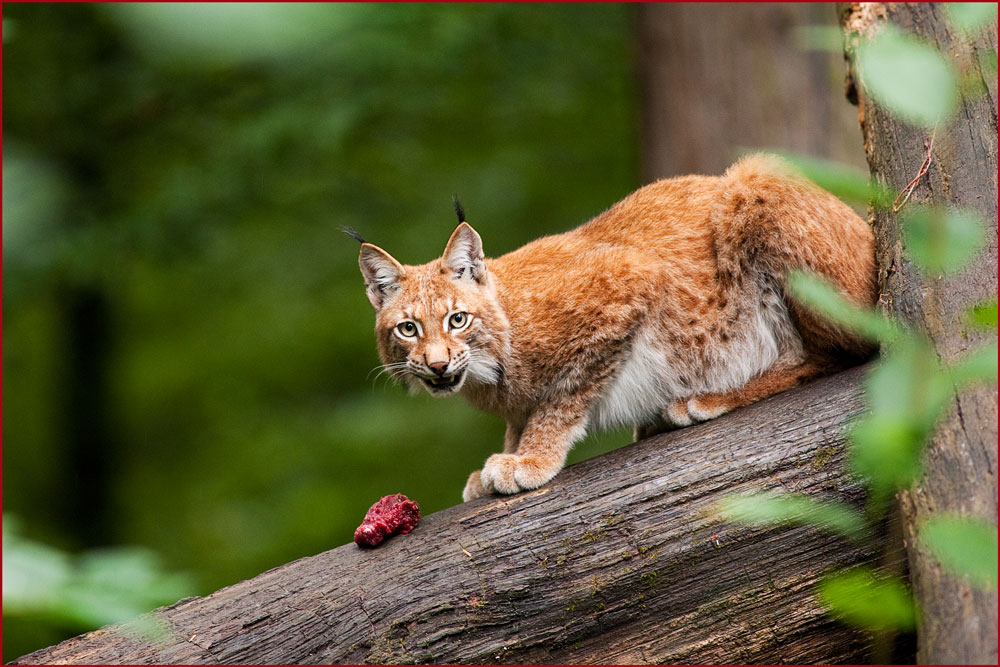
(682, 357), (832, 423)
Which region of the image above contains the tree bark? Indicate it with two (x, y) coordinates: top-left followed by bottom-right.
(636, 3), (866, 181)
(839, 3), (998, 664)
(15, 365), (876, 665)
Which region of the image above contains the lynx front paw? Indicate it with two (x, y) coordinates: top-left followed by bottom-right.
(480, 453), (559, 495)
(462, 470), (488, 502)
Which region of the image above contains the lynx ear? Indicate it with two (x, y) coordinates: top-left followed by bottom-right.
(359, 243), (405, 309)
(442, 222), (486, 284)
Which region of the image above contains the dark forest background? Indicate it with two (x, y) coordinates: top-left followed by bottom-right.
(2, 3), (862, 660)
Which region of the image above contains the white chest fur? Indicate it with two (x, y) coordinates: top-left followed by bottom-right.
(588, 299), (798, 431)
(588, 328), (682, 430)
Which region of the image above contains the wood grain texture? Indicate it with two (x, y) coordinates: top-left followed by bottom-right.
(15, 365), (875, 665)
(840, 3), (998, 664)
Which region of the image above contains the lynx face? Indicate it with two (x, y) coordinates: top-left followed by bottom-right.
(360, 223), (509, 397)
(380, 292), (494, 396)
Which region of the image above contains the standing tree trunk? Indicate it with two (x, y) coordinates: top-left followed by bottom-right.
(636, 3), (866, 181)
(839, 3), (999, 664)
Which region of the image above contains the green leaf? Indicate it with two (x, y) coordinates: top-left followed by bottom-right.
(865, 336), (954, 431)
(785, 270), (903, 343)
(903, 207), (986, 276)
(965, 299), (998, 330)
(54, 584), (153, 629)
(778, 153), (894, 209)
(716, 491), (869, 541)
(948, 343), (999, 388)
(49, 548), (195, 629)
(849, 337), (955, 496)
(982, 50), (999, 75)
(920, 515), (998, 589)
(1, 518), (195, 630)
(818, 566), (916, 631)
(849, 413), (925, 494)
(946, 3), (998, 34)
(1, 532), (73, 613)
(855, 27), (960, 128)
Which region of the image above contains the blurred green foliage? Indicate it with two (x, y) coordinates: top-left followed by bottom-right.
(785, 269), (902, 343)
(3, 515), (193, 634)
(745, 268), (996, 632)
(855, 25), (959, 129)
(719, 9), (998, 638)
(966, 299), (999, 330)
(902, 206), (986, 277)
(715, 491), (870, 542)
(2, 3), (637, 659)
(778, 153), (894, 210)
(818, 565), (917, 633)
(945, 2), (999, 35)
(919, 515), (999, 590)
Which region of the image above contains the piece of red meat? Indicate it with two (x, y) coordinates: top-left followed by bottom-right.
(354, 493), (421, 548)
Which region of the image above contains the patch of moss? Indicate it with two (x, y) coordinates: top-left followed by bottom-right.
(811, 445), (837, 470)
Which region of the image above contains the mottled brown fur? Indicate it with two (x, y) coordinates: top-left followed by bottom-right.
(358, 155), (875, 501)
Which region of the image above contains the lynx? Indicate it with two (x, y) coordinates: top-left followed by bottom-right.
(356, 155), (875, 502)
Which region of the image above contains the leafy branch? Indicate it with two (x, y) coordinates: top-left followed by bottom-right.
(718, 3), (998, 638)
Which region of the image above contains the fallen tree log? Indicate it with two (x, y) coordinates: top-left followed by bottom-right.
(16, 364), (878, 665)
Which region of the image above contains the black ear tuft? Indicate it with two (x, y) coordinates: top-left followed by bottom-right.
(341, 226), (367, 245)
(452, 196), (466, 224)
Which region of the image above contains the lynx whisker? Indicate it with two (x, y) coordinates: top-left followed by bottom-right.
(368, 362), (410, 387)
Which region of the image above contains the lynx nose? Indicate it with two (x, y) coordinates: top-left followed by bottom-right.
(427, 360), (450, 376)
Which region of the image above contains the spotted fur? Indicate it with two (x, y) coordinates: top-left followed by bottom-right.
(358, 155), (875, 501)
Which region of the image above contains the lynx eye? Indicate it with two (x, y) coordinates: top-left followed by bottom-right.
(396, 321), (419, 338)
(448, 311), (471, 331)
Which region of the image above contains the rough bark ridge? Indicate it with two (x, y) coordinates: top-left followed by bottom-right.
(840, 3), (999, 664)
(16, 366), (875, 665)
